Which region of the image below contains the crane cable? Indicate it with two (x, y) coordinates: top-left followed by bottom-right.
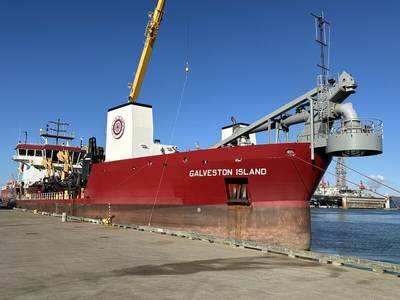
(147, 24), (191, 227)
(147, 67), (189, 227)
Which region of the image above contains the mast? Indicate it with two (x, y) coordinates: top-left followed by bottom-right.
(40, 118), (75, 145)
(311, 12), (330, 87)
(129, 0), (166, 103)
(23, 131), (28, 144)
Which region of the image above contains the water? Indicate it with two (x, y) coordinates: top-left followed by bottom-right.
(311, 208), (400, 264)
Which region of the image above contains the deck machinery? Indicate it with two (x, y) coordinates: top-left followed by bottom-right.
(213, 14), (382, 161)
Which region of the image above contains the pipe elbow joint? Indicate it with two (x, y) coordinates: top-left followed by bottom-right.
(334, 102), (359, 123)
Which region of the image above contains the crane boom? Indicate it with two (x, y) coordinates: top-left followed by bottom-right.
(129, 0), (165, 103)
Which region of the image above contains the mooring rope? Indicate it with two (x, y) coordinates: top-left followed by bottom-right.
(290, 155), (388, 198)
(332, 158), (400, 195)
(289, 155), (312, 195)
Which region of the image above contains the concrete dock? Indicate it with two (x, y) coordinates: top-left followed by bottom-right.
(0, 210), (398, 300)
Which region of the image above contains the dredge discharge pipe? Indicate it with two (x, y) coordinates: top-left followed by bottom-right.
(334, 102), (360, 126)
(281, 111), (310, 127)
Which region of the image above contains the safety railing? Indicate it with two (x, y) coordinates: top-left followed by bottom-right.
(330, 119), (383, 136)
(26, 191), (75, 200)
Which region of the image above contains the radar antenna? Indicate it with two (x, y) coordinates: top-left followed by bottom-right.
(40, 118), (75, 145)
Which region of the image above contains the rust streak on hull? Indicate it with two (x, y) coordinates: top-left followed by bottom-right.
(16, 202), (311, 249)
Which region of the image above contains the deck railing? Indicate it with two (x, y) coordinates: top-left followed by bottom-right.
(25, 191), (75, 200)
(330, 118), (383, 136)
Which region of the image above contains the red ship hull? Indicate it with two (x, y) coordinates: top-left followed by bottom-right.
(16, 143), (330, 249)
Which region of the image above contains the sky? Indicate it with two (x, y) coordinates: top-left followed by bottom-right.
(1, 0), (399, 195)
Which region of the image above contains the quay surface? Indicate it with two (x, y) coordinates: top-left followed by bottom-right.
(0, 210), (398, 300)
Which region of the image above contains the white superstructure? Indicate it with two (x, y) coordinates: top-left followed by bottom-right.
(105, 102), (177, 162)
(13, 145), (84, 188)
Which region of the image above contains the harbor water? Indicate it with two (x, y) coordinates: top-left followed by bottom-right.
(311, 208), (400, 264)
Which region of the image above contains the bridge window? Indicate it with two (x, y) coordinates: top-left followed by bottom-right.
(27, 149), (34, 156)
(73, 152), (80, 164)
(19, 149), (26, 156)
(52, 151), (58, 162)
(46, 150), (52, 158)
(35, 150), (42, 157)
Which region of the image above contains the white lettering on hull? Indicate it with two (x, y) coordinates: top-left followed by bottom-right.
(235, 168), (267, 176)
(189, 168), (267, 177)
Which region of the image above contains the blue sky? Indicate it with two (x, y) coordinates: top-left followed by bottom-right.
(1, 0), (399, 194)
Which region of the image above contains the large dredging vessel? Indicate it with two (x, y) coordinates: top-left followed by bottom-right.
(12, 1), (383, 249)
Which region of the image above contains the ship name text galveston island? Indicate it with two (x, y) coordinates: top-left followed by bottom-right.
(189, 168), (267, 177)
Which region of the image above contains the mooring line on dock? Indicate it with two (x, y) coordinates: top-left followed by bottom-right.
(332, 157), (400, 195)
(291, 155), (388, 198)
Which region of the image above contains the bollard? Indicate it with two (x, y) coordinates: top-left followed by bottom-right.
(61, 212), (67, 223)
